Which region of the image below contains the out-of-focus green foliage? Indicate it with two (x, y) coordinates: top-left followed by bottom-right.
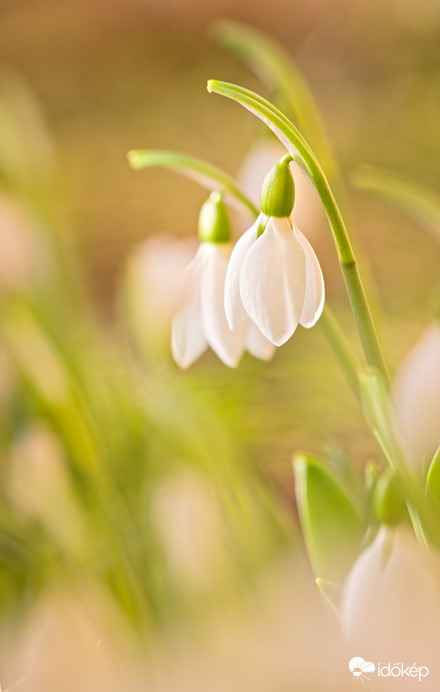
(293, 454), (364, 583)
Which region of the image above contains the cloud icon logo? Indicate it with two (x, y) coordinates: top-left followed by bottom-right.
(349, 657), (375, 680)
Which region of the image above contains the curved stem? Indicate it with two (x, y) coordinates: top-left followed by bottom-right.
(353, 165), (440, 244)
(127, 149), (258, 217)
(212, 20), (339, 185)
(207, 80), (389, 384)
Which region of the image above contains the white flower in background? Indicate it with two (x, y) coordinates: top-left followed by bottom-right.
(340, 525), (440, 660)
(238, 140), (323, 235)
(392, 322), (440, 465)
(128, 234), (197, 329)
(172, 192), (275, 368)
(225, 155), (324, 346)
(2, 587), (143, 692)
(125, 233), (197, 353)
(152, 471), (230, 591)
(0, 194), (42, 291)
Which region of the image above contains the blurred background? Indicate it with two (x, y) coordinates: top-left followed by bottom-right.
(1, 0), (439, 470)
(0, 0), (439, 689)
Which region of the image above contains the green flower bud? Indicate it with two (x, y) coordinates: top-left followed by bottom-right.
(198, 191), (231, 244)
(260, 154), (295, 218)
(374, 469), (406, 526)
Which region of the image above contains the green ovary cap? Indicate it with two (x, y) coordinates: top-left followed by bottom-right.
(260, 154), (295, 218)
(198, 191), (232, 243)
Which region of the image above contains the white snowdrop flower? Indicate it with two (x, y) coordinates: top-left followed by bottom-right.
(225, 155), (324, 346)
(172, 192), (275, 368)
(392, 322), (440, 465)
(340, 525), (440, 660)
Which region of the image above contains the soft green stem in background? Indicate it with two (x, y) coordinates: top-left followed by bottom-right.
(318, 309), (362, 400)
(127, 149), (258, 217)
(207, 80), (389, 384)
(352, 165), (440, 243)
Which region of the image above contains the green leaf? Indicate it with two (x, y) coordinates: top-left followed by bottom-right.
(127, 149), (258, 217)
(293, 454), (364, 583)
(426, 447), (440, 506)
(373, 469), (406, 526)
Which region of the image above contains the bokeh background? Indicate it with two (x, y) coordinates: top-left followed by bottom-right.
(0, 0), (440, 689)
(2, 0), (440, 485)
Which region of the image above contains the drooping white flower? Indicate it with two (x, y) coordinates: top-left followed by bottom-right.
(392, 322), (440, 465)
(225, 156), (324, 347)
(172, 242), (246, 368)
(340, 525), (440, 660)
(171, 192), (275, 368)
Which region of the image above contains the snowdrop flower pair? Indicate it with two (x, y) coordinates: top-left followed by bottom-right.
(171, 192), (275, 368)
(172, 154), (325, 368)
(225, 154), (325, 346)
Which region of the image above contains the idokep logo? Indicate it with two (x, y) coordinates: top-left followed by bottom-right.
(349, 656), (430, 683)
(349, 657), (375, 682)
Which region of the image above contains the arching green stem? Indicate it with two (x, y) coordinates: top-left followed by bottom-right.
(127, 149), (258, 217)
(207, 80), (389, 384)
(212, 20), (339, 186)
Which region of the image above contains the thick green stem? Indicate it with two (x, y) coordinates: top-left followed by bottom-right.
(340, 262), (388, 382)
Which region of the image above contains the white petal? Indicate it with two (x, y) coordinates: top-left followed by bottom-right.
(295, 226), (325, 328)
(171, 247), (207, 368)
(393, 324), (440, 464)
(224, 216), (261, 329)
(239, 217), (306, 346)
(340, 527), (391, 643)
(200, 244), (247, 368)
(341, 526), (440, 656)
(245, 321), (276, 361)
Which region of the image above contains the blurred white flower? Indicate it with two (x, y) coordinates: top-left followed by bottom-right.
(126, 233), (198, 338)
(7, 425), (84, 550)
(152, 471), (230, 591)
(2, 587), (143, 692)
(0, 194), (43, 291)
(147, 556), (349, 692)
(340, 525), (440, 660)
(392, 323), (440, 465)
(238, 140), (323, 235)
(172, 241), (275, 368)
(225, 213), (324, 346)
